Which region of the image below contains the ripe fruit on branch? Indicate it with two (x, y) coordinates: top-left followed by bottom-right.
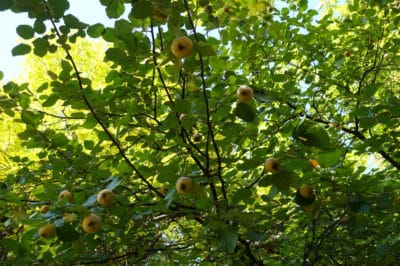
(192, 133), (203, 142)
(39, 224), (56, 239)
(294, 185), (318, 215)
(176, 176), (193, 195)
(295, 185), (316, 207)
(309, 159), (320, 169)
(264, 158), (281, 174)
(171, 36), (193, 58)
(299, 185), (313, 199)
(58, 190), (73, 203)
(82, 213), (101, 234)
(40, 205), (50, 214)
(236, 85), (254, 103)
(97, 189), (115, 207)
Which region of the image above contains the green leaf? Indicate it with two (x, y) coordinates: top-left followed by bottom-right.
(235, 102), (256, 122)
(87, 23), (105, 38)
(100, 0), (112, 5)
(82, 194), (97, 207)
(82, 114), (98, 129)
(21, 110), (42, 126)
(293, 120), (332, 150)
(83, 140), (95, 150)
(359, 117), (377, 129)
(195, 197), (211, 209)
(34, 19), (46, 34)
(56, 223), (80, 242)
(132, 1), (154, 19)
(16, 25), (35, 39)
(47, 0), (70, 18)
(304, 125), (332, 150)
(107, 177), (122, 190)
(32, 37), (49, 57)
(216, 225), (238, 254)
(106, 0), (125, 18)
(363, 84), (378, 98)
(61, 59), (73, 72)
(261, 169), (297, 194)
(272, 74), (286, 82)
(0, 238), (21, 253)
(0, 0), (13, 10)
(195, 41), (216, 57)
(245, 231), (267, 241)
(163, 189), (176, 208)
(11, 44), (31, 56)
(174, 99), (191, 114)
(232, 189), (252, 204)
(348, 200), (371, 213)
(63, 14), (86, 29)
(42, 94), (59, 107)
(315, 149), (342, 168)
(114, 19), (133, 37)
(0, 71), (3, 80)
(105, 47), (127, 63)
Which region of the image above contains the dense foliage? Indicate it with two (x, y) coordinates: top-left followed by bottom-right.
(1, 0), (400, 264)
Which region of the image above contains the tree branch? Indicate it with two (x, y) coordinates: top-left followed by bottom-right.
(45, 5), (162, 197)
(183, 0), (228, 212)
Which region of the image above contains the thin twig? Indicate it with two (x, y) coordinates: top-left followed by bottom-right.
(44, 4), (162, 196)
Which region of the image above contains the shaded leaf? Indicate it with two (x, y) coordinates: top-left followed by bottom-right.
(16, 25), (34, 39)
(174, 99), (191, 114)
(163, 189), (176, 208)
(195, 41), (216, 57)
(363, 84), (378, 98)
(34, 19), (46, 34)
(87, 23), (105, 38)
(82, 194), (97, 207)
(56, 223), (80, 242)
(132, 1), (154, 19)
(0, 0), (13, 10)
(106, 0), (125, 18)
(315, 149), (342, 168)
(47, 0), (70, 18)
(216, 225), (238, 254)
(107, 177), (123, 190)
(11, 44), (31, 56)
(235, 102), (256, 122)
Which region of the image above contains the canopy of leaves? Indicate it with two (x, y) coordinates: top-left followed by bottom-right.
(1, 0), (400, 265)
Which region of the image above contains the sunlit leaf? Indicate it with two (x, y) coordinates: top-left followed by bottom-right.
(56, 223), (80, 242)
